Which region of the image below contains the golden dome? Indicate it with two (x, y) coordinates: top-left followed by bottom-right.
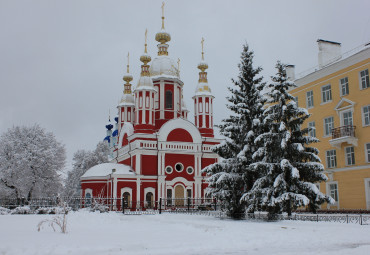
(123, 73), (133, 83)
(140, 53), (151, 64)
(197, 61), (208, 72)
(155, 30), (171, 44)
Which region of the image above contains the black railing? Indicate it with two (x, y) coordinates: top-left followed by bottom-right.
(331, 125), (356, 139)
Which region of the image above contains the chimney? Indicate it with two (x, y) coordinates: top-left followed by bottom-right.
(317, 39), (341, 68)
(286, 65), (295, 81)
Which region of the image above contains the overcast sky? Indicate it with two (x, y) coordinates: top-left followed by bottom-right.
(1, 0), (369, 171)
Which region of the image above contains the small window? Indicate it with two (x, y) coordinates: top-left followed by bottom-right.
(206, 102), (209, 113)
(345, 147), (355, 165)
(165, 90), (173, 109)
(326, 150), (337, 168)
(360, 69), (369, 89)
(128, 111), (131, 122)
(366, 143), (370, 163)
(166, 189), (172, 206)
(308, 121), (316, 137)
(165, 166), (173, 174)
(340, 77), (349, 96)
(363, 105), (370, 126)
(139, 97), (143, 107)
(186, 166), (194, 174)
(328, 183), (338, 202)
(321, 84), (332, 103)
(306, 90), (314, 108)
(122, 192), (131, 208)
(324, 116), (334, 136)
(145, 192), (154, 208)
(175, 163), (184, 172)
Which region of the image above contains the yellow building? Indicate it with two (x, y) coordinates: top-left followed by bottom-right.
(289, 40), (370, 210)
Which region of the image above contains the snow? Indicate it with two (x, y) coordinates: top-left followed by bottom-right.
(149, 55), (179, 77)
(81, 163), (134, 178)
(0, 212), (369, 255)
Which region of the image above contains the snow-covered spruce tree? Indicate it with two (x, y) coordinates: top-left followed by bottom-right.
(63, 141), (109, 197)
(0, 125), (66, 200)
(202, 43), (266, 218)
(244, 61), (333, 216)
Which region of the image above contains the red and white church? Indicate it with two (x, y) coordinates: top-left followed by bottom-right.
(80, 10), (222, 209)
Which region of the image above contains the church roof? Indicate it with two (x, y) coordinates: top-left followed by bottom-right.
(81, 163), (135, 178)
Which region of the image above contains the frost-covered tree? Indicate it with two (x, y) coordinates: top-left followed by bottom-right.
(63, 141), (109, 197)
(0, 125), (66, 200)
(203, 43), (266, 218)
(244, 61), (333, 216)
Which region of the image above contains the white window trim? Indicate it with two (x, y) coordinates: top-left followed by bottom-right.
(359, 69), (369, 90)
(306, 90), (314, 109)
(308, 121), (316, 137)
(362, 105), (370, 127)
(339, 77), (349, 97)
(326, 181), (339, 209)
(175, 162), (184, 172)
(344, 146), (355, 166)
(121, 187), (132, 198)
(323, 116), (334, 138)
(326, 149), (337, 168)
(321, 84), (332, 105)
(340, 109), (353, 127)
(85, 188), (93, 197)
(165, 165), (173, 174)
(364, 178), (370, 210)
(365, 143), (370, 163)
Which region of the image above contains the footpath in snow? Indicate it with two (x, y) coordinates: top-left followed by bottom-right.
(0, 211), (369, 255)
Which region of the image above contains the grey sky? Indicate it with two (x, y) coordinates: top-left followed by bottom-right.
(1, 0), (369, 171)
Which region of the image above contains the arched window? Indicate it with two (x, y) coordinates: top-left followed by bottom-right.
(146, 192), (154, 208)
(85, 192), (92, 207)
(123, 192), (131, 208)
(165, 90), (173, 109)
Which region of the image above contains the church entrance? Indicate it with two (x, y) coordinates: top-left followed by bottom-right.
(174, 185), (185, 206)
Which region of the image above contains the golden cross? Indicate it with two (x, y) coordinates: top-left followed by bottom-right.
(201, 37), (205, 60)
(144, 29), (148, 53)
(127, 52), (130, 73)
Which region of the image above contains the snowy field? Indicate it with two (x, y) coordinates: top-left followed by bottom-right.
(0, 211), (370, 255)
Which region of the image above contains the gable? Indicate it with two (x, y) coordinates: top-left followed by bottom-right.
(167, 128), (193, 142)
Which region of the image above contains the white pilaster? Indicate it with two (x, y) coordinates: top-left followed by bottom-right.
(160, 81), (164, 119)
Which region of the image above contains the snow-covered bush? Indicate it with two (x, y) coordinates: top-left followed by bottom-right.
(11, 206), (33, 214)
(0, 206), (11, 215)
(35, 206), (71, 215)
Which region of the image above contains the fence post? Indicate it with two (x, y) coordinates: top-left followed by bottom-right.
(187, 197), (190, 212)
(159, 198), (162, 214)
(317, 215), (319, 222)
(214, 198), (217, 211)
(360, 214), (362, 225)
(346, 214), (348, 224)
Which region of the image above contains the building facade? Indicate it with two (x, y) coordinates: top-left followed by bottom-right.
(289, 40), (370, 210)
(80, 10), (222, 209)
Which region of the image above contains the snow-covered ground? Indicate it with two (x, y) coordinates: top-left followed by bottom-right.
(0, 211), (369, 255)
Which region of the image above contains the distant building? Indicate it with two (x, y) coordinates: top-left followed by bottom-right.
(80, 8), (222, 209)
(289, 40), (370, 210)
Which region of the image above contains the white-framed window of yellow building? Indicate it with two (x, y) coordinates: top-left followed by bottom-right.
(345, 146), (355, 166)
(362, 105), (370, 126)
(366, 143), (370, 163)
(306, 90), (314, 108)
(326, 149), (337, 168)
(341, 110), (353, 126)
(321, 84), (332, 103)
(308, 121), (316, 137)
(340, 77), (349, 96)
(360, 69), (369, 89)
(324, 116), (334, 137)
(327, 182), (339, 202)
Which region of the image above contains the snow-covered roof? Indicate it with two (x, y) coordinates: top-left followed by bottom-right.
(194, 82), (213, 96)
(81, 163), (135, 178)
(136, 76), (155, 90)
(118, 93), (135, 106)
(150, 55), (179, 77)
